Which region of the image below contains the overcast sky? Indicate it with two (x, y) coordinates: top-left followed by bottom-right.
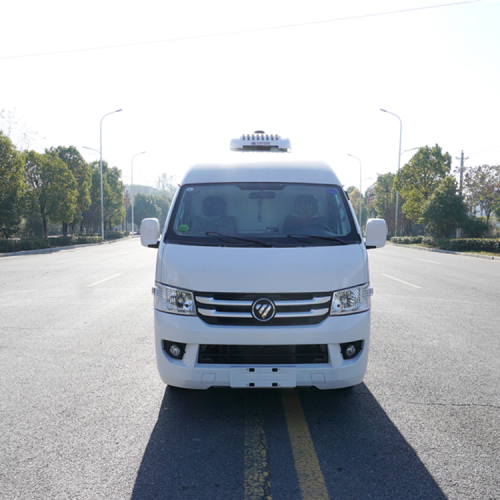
(1, 0), (499, 192)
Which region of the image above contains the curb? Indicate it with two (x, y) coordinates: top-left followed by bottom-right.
(0, 237), (133, 258)
(388, 242), (500, 261)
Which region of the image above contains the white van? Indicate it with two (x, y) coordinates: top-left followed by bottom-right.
(141, 132), (386, 390)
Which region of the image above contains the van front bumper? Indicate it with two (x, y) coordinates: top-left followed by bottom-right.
(154, 309), (371, 390)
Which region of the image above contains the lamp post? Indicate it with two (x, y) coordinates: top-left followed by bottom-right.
(380, 109), (402, 236)
(348, 154), (362, 228)
(131, 151), (146, 237)
(97, 109), (122, 240)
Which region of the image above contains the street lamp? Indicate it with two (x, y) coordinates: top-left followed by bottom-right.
(380, 108), (402, 236)
(401, 147), (418, 156)
(91, 109), (122, 240)
(131, 151), (146, 237)
(83, 146), (99, 155)
(348, 154), (362, 228)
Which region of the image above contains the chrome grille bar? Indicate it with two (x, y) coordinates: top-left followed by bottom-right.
(196, 297), (254, 306)
(197, 309), (252, 318)
(275, 308), (330, 318)
(274, 297), (331, 306)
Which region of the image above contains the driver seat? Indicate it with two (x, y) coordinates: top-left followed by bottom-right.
(191, 196), (237, 234)
(283, 195), (327, 233)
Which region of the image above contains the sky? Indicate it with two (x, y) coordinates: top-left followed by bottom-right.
(1, 0), (499, 193)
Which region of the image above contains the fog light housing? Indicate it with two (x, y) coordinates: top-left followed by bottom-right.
(164, 341), (186, 360)
(340, 340), (363, 360)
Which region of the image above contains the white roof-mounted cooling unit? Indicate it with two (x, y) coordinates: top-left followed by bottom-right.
(230, 130), (291, 152)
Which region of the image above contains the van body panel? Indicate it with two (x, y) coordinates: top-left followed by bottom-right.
(156, 243), (367, 293)
(181, 158), (342, 186)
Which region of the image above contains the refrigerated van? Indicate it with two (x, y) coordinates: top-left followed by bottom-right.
(141, 132), (386, 390)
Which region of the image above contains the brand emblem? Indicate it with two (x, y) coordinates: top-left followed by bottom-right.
(252, 298), (276, 322)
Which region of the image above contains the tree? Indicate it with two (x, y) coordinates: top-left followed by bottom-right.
(81, 161), (126, 234)
(462, 216), (488, 238)
(133, 193), (161, 226)
(0, 108), (38, 151)
(154, 194), (173, 228)
(155, 173), (177, 198)
(373, 174), (396, 235)
(395, 144), (451, 223)
(0, 131), (26, 237)
(81, 163), (103, 234)
(421, 177), (467, 238)
(346, 186), (368, 229)
(48, 146), (91, 235)
(24, 150), (78, 238)
(372, 173), (412, 237)
(103, 166), (126, 229)
(462, 164), (500, 232)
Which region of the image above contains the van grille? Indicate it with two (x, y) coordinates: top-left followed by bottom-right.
(195, 292), (332, 326)
(198, 344), (328, 365)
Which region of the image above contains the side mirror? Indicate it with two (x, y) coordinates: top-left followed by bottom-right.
(365, 218), (386, 249)
(140, 218), (160, 248)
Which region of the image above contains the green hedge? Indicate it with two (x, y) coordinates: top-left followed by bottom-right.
(0, 236), (102, 253)
(433, 238), (500, 253)
(106, 231), (128, 240)
(391, 236), (500, 254)
(390, 236), (434, 246)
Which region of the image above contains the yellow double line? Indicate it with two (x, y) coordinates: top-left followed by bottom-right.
(244, 390), (329, 500)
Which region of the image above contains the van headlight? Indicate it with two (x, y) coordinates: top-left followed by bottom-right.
(153, 282), (196, 315)
(330, 284), (373, 315)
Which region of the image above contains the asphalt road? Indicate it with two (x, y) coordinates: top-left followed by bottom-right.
(0, 240), (499, 500)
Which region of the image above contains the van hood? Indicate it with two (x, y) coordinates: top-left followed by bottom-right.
(157, 244), (368, 293)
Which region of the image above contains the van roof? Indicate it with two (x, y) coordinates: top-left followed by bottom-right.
(180, 155), (342, 186)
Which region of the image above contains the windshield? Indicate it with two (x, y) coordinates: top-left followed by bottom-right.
(165, 182), (360, 247)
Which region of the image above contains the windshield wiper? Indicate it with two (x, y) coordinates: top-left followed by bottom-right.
(205, 232), (273, 247)
(286, 234), (349, 245)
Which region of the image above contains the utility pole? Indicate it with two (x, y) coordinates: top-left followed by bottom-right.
(456, 150), (469, 194)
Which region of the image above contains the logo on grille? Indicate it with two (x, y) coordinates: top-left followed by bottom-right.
(252, 298), (276, 322)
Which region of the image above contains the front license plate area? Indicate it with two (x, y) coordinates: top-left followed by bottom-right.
(230, 367), (296, 388)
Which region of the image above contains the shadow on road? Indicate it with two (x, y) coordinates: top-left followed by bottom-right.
(131, 384), (445, 500)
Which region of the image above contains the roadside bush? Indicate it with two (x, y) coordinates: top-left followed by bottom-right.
(106, 231), (127, 240)
(0, 240), (14, 253)
(73, 236), (102, 244)
(391, 236), (434, 246)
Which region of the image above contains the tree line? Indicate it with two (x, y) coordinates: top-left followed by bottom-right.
(351, 144), (500, 239)
(0, 131), (174, 239)
(3, 126), (498, 242)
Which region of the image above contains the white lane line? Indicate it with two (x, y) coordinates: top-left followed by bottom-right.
(382, 274), (421, 289)
(415, 258), (440, 264)
(86, 273), (122, 287)
(59, 258), (83, 263)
